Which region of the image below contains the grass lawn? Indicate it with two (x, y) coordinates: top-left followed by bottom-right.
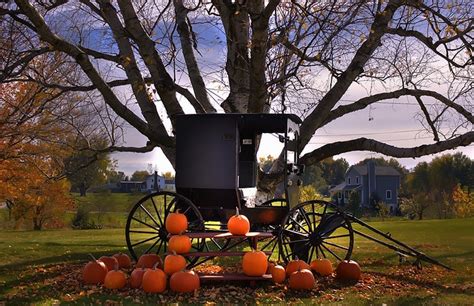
(72, 192), (146, 213)
(0, 218), (473, 304)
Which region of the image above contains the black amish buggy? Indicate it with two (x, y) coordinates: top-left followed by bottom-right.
(125, 113), (450, 280)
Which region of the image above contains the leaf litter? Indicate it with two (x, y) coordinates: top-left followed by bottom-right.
(2, 262), (459, 304)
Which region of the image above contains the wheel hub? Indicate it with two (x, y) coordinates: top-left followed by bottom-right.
(158, 227), (169, 241)
(309, 232), (322, 246)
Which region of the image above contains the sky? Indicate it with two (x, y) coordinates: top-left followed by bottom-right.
(112, 97), (474, 176)
(55, 8), (472, 176)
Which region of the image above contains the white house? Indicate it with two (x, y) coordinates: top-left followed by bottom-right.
(144, 171), (165, 192)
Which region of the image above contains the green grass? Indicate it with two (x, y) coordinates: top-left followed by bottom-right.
(0, 218), (473, 304)
(72, 192), (146, 213)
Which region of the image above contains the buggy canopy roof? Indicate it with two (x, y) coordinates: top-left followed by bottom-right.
(175, 113), (302, 134)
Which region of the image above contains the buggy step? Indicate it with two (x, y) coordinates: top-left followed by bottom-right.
(170, 251), (273, 257)
(198, 273), (272, 282)
(171, 231), (274, 239)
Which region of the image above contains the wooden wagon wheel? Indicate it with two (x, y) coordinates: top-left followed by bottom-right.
(125, 191), (205, 266)
(256, 198), (288, 261)
(278, 200), (354, 263)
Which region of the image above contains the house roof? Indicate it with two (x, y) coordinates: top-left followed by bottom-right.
(329, 182), (361, 193)
(351, 165), (400, 176)
(145, 174), (164, 180)
(120, 180), (145, 184)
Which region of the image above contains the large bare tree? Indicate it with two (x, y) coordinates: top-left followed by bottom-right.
(1, 0), (473, 192)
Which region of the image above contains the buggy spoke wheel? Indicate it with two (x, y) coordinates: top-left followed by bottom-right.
(279, 200), (354, 263)
(126, 191), (205, 267)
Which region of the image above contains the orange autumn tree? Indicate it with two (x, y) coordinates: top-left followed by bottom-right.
(0, 81), (76, 229)
(1, 43), (121, 229)
(0, 158), (74, 230)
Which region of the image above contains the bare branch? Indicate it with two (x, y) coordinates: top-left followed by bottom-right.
(13, 0), (155, 144)
(300, 132), (474, 165)
(415, 95), (439, 142)
(322, 88), (473, 128)
(299, 0), (404, 150)
(173, 0), (215, 113)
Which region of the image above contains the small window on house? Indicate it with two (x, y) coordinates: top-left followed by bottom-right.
(344, 190), (349, 199)
(338, 192), (342, 199)
(386, 190), (392, 200)
(356, 176), (360, 184)
(347, 177), (351, 185)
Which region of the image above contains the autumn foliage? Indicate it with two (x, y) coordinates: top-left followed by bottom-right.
(0, 81), (74, 230)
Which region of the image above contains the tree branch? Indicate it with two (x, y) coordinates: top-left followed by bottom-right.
(173, 0), (215, 113)
(13, 0), (154, 144)
(0, 47), (51, 81)
(96, 0), (173, 146)
(385, 27), (472, 68)
(300, 132), (474, 165)
(298, 0), (403, 151)
(415, 95), (439, 142)
(116, 0), (186, 124)
(322, 88), (473, 128)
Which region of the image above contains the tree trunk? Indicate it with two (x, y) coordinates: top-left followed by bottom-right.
(33, 221), (42, 230)
(79, 182), (87, 197)
(213, 0), (250, 113)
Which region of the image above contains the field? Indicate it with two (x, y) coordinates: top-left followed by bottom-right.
(0, 218), (473, 304)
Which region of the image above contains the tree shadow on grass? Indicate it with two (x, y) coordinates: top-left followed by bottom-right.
(0, 249), (124, 273)
(368, 269), (473, 296)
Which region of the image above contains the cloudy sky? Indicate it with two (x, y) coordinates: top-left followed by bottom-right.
(113, 97), (474, 176)
(77, 11), (472, 176)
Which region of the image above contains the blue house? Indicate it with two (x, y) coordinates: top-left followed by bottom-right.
(330, 161), (401, 213)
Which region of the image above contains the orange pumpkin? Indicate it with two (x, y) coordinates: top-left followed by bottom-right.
(142, 266), (167, 293)
(227, 207), (250, 236)
(164, 251), (187, 275)
(113, 253), (132, 269)
(242, 250), (268, 276)
(168, 234), (192, 254)
(83, 255), (108, 284)
(336, 260), (361, 281)
(98, 256), (119, 271)
(289, 269), (315, 290)
(165, 210), (188, 234)
(137, 254), (163, 269)
(310, 258), (333, 276)
(271, 265), (286, 283)
(104, 265), (127, 289)
(286, 258), (310, 276)
(266, 261), (276, 274)
(170, 270), (200, 293)
(130, 267), (147, 289)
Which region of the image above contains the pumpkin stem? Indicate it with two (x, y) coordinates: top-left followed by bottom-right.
(172, 250), (177, 256)
(114, 262), (119, 271)
(235, 206), (240, 216)
(153, 261), (160, 270)
(88, 253), (97, 261)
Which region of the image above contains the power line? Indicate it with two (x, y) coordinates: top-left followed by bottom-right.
(308, 136), (434, 145)
(314, 129), (425, 137)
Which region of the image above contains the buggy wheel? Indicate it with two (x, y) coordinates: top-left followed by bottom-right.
(125, 191), (205, 266)
(257, 198), (288, 261)
(279, 200), (354, 264)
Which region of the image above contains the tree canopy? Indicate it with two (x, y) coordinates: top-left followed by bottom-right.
(1, 0), (472, 191)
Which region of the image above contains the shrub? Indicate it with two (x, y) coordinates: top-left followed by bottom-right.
(71, 207), (102, 229)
